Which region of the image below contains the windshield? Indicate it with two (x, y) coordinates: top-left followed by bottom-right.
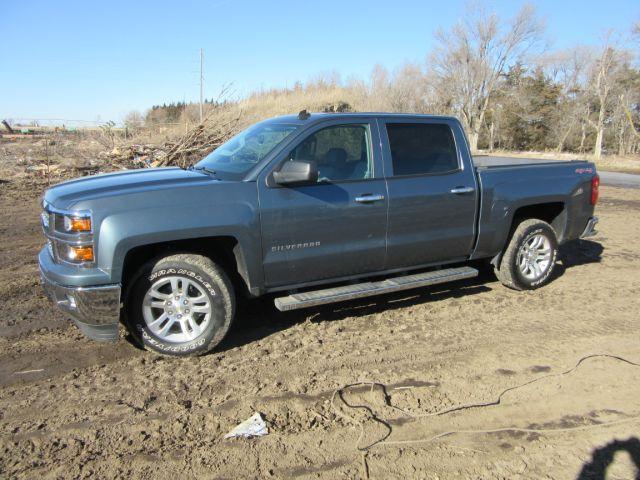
(195, 121), (298, 180)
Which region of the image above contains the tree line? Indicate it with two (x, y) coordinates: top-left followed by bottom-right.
(131, 5), (640, 157)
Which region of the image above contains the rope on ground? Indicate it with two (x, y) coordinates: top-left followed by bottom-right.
(330, 353), (640, 453)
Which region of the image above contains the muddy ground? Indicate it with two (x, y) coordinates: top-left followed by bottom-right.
(0, 178), (639, 479)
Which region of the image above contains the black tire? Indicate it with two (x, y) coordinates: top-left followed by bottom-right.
(495, 219), (558, 291)
(124, 254), (235, 356)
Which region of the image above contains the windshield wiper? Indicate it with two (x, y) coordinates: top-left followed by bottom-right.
(189, 165), (219, 178)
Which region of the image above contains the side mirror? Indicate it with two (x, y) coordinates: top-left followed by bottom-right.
(273, 160), (318, 186)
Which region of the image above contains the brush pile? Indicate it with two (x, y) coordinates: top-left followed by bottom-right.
(4, 109), (242, 182)
(99, 110), (242, 170)
(156, 113), (240, 168)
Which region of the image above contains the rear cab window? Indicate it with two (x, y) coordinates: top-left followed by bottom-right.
(385, 123), (459, 176)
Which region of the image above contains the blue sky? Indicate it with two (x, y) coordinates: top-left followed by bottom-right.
(1, 0), (638, 125)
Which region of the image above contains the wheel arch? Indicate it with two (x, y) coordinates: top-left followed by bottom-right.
(490, 201), (566, 268)
(120, 236), (253, 300)
(511, 202), (567, 241)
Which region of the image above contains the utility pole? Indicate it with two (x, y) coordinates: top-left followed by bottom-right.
(199, 48), (204, 124)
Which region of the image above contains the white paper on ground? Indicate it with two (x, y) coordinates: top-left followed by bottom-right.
(223, 412), (269, 439)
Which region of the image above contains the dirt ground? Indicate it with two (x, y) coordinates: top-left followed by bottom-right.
(0, 177), (639, 479)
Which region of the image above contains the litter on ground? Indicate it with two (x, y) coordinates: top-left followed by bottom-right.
(223, 412), (269, 439)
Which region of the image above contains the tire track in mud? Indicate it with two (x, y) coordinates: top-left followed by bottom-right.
(0, 328), (142, 387)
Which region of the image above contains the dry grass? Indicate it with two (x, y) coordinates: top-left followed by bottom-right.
(104, 84), (640, 176)
(3, 84), (639, 180)
(238, 85), (358, 123)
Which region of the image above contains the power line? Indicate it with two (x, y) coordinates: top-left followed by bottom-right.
(199, 48), (204, 124)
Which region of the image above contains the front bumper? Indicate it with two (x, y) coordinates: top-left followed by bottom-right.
(40, 267), (121, 342)
(580, 216), (599, 239)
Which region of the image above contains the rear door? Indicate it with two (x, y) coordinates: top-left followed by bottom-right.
(380, 118), (478, 269)
(258, 118), (388, 288)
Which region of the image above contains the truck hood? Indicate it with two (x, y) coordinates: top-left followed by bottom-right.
(44, 167), (221, 210)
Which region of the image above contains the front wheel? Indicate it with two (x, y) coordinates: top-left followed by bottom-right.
(124, 254), (235, 356)
(495, 219), (558, 290)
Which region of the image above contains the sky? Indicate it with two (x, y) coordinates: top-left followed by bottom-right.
(1, 0), (638, 125)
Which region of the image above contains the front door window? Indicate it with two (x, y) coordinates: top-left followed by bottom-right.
(287, 125), (372, 182)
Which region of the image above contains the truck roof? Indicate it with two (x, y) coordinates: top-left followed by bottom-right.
(269, 112), (460, 125)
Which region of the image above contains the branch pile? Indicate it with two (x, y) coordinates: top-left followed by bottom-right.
(14, 108), (243, 181)
(97, 110), (242, 170)
(157, 112), (241, 168)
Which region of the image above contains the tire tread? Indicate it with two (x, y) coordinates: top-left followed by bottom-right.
(125, 253), (235, 357)
(495, 219), (558, 291)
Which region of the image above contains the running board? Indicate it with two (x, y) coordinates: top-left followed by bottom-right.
(274, 266), (478, 312)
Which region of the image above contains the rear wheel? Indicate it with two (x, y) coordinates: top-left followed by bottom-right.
(495, 219), (558, 290)
(125, 254), (235, 356)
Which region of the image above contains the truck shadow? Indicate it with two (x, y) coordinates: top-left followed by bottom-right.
(553, 239), (604, 280)
(218, 239), (604, 353)
(219, 273), (494, 352)
(577, 436), (640, 479)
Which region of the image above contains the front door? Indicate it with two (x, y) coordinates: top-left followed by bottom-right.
(258, 120), (388, 288)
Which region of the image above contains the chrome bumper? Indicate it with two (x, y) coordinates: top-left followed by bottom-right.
(580, 216), (599, 239)
(40, 268), (121, 342)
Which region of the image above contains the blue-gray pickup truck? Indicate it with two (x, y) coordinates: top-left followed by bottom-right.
(39, 113), (599, 356)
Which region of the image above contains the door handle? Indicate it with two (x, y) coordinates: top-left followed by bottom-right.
(450, 186), (475, 194)
(355, 194), (385, 203)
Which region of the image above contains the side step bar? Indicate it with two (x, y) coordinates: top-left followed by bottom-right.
(274, 266), (478, 312)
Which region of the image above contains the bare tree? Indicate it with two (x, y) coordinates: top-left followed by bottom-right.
(367, 64), (393, 111)
(586, 37), (626, 159)
(541, 47), (591, 152)
(387, 63), (431, 113)
(610, 64), (640, 155)
(123, 110), (144, 131)
(431, 4), (544, 151)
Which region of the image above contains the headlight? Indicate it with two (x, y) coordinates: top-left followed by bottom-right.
(57, 243), (94, 263)
(62, 214), (91, 232)
(41, 202), (95, 266)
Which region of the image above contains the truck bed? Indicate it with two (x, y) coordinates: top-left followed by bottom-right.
(473, 155), (585, 169)
(470, 156), (597, 260)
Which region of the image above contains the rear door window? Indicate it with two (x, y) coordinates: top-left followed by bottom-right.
(385, 123), (458, 176)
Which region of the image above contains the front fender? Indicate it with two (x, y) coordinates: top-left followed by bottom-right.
(86, 183), (262, 290)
